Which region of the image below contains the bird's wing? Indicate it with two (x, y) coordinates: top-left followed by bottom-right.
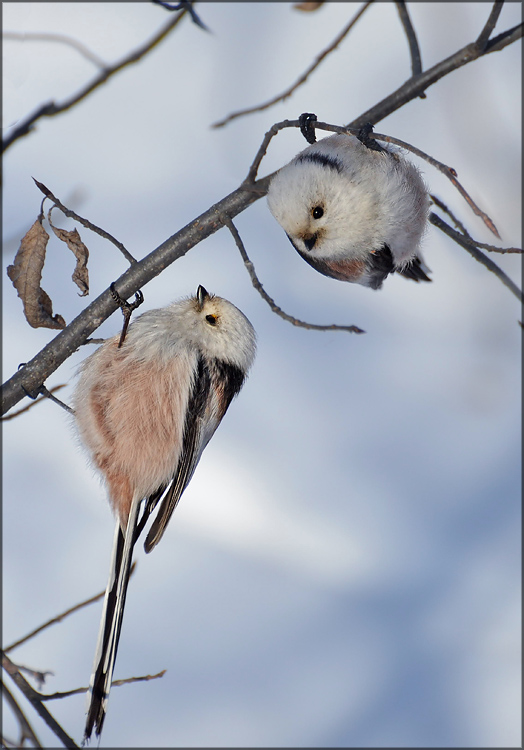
(143, 357), (246, 554)
(143, 356), (213, 553)
(396, 256), (432, 282)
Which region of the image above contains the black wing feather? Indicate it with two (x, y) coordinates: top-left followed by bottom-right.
(143, 355), (211, 553)
(396, 256), (432, 282)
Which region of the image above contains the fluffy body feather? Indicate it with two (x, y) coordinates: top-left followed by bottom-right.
(74, 286), (256, 741)
(267, 133), (430, 289)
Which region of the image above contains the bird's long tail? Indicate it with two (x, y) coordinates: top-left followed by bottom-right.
(84, 501), (140, 742)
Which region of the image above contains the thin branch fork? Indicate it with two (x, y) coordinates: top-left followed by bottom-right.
(430, 213), (522, 303)
(2, 679), (42, 748)
(212, 1), (374, 128)
(2, 9), (188, 152)
(2, 653), (79, 749)
(351, 20), (523, 128)
(395, 1), (423, 79)
(222, 214), (365, 334)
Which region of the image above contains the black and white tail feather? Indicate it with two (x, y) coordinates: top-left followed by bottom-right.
(83, 503), (138, 742)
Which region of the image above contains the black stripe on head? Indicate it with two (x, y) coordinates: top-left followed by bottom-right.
(296, 152), (343, 173)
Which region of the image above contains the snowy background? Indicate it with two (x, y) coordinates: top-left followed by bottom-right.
(2, 3), (521, 747)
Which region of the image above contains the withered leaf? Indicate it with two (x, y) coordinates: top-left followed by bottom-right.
(293, 1), (325, 11)
(6, 218), (66, 329)
(48, 211), (89, 297)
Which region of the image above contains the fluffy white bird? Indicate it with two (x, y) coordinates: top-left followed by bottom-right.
(267, 132), (430, 289)
(74, 285), (256, 741)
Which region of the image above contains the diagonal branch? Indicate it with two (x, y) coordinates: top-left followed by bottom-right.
(33, 179), (136, 265)
(475, 1), (504, 51)
(350, 22), (523, 128)
(211, 1), (374, 128)
(3, 31), (106, 68)
(4, 564), (136, 652)
(222, 214), (364, 334)
(429, 213), (523, 303)
(2, 10), (188, 152)
(2, 653), (79, 749)
(2, 679), (43, 748)
(395, 1), (424, 78)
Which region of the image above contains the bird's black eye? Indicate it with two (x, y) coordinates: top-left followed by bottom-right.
(312, 206), (324, 220)
(206, 314), (218, 326)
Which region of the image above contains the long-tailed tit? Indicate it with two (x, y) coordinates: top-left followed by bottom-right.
(74, 285), (256, 741)
(267, 132), (430, 289)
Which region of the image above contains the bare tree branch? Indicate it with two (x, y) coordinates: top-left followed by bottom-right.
(350, 22), (523, 128)
(2, 653), (79, 749)
(40, 670), (166, 701)
(2, 10), (188, 152)
(4, 563), (137, 652)
(222, 215), (365, 334)
(430, 194), (521, 254)
(2, 19), (521, 416)
(211, 1), (374, 128)
(0, 384), (67, 421)
(395, 1), (424, 80)
(33, 180), (136, 265)
(3, 31), (106, 68)
(429, 212), (523, 303)
(2, 679), (43, 748)
(368, 131), (500, 237)
(476, 1), (504, 51)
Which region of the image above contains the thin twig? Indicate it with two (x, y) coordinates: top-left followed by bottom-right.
(369, 131), (501, 237)
(221, 214), (365, 334)
(430, 194), (522, 254)
(12, 664), (54, 690)
(2, 679), (43, 748)
(2, 653), (79, 749)
(350, 22), (523, 129)
(2, 10), (188, 152)
(430, 194), (470, 236)
(33, 179), (137, 264)
(395, 2), (424, 80)
(429, 212), (523, 303)
(40, 669), (167, 701)
(1, 384), (67, 421)
(476, 1), (504, 51)
(212, 1), (374, 128)
(3, 31), (106, 68)
(243, 119), (302, 183)
(4, 563), (137, 653)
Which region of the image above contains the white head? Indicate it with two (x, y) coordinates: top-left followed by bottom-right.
(125, 286), (257, 373)
(267, 133), (429, 289)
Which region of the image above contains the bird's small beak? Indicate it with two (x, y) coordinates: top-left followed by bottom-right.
(196, 285), (209, 310)
(303, 233), (318, 252)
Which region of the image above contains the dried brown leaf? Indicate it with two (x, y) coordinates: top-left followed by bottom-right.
(293, 1), (325, 11)
(6, 218), (66, 329)
(48, 211), (89, 296)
